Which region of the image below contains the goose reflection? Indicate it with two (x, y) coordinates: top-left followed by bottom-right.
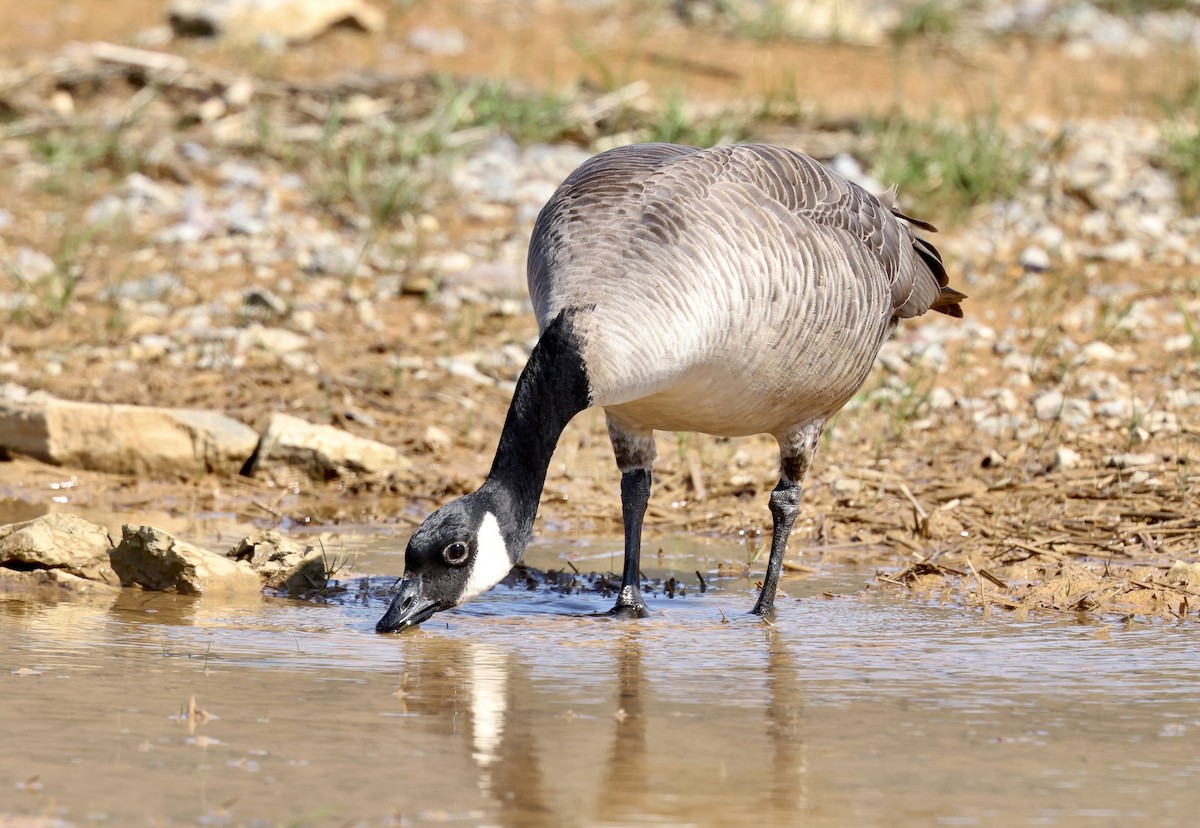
(396, 635), (553, 825)
(764, 626), (809, 816)
(392, 621), (810, 826)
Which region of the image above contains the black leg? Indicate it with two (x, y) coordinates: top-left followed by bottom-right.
(752, 419), (824, 617)
(751, 479), (801, 616)
(612, 467), (651, 617)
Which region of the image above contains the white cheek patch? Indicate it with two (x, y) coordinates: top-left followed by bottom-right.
(458, 512), (513, 605)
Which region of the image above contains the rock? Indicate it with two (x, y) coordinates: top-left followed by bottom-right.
(1050, 446), (1083, 471)
(1058, 398), (1093, 429)
(685, 0), (908, 45)
(236, 326), (309, 355)
(1102, 452), (1158, 469)
(99, 273), (183, 302)
(169, 0), (385, 44)
(400, 274), (437, 296)
(14, 247), (54, 281)
(1033, 388), (1064, 420)
(830, 153), (885, 193)
(921, 509), (964, 541)
(980, 449), (1006, 468)
(227, 530), (329, 593)
(1166, 560), (1200, 586)
(829, 477), (865, 502)
(1019, 245), (1051, 272)
(0, 513), (119, 586)
(0, 566), (118, 594)
(111, 525), (260, 594)
(422, 424), (453, 453)
(1079, 341), (1120, 363)
(241, 413), (410, 482)
(407, 25), (467, 55)
(927, 386), (955, 410)
(242, 286), (289, 317)
(0, 385), (259, 476)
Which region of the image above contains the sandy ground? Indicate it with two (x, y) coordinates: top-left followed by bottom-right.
(1, 0), (1199, 622)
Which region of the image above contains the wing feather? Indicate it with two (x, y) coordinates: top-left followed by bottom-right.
(528, 142), (964, 326)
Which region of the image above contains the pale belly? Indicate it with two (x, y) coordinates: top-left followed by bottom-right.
(600, 362), (857, 439)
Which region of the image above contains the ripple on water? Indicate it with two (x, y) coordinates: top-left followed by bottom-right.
(2, 536), (1199, 826)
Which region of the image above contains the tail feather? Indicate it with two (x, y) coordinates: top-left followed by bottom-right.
(892, 208), (938, 234)
(900, 232), (965, 319)
(932, 285), (966, 318)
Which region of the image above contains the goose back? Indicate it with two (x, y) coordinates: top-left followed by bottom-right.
(527, 143), (959, 438)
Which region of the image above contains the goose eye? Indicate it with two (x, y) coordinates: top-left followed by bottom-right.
(442, 541), (470, 566)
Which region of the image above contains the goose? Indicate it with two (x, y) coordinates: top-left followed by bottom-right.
(376, 142), (964, 633)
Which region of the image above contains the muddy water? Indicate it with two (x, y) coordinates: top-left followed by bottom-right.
(2, 537), (1198, 827)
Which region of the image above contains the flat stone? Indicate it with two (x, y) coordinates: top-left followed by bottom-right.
(111, 525), (260, 594)
(241, 413), (410, 482)
(0, 385), (259, 476)
(0, 513), (119, 585)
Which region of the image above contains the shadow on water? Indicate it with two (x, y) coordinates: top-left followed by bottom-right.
(1, 535), (1199, 826)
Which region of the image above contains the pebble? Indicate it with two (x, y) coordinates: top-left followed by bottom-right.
(1051, 446), (1083, 471)
(1019, 245), (1051, 272)
(236, 327), (309, 355)
(1102, 452), (1159, 469)
(1032, 389), (1064, 421)
(14, 248), (54, 281)
(407, 26), (467, 56)
(422, 424), (453, 452)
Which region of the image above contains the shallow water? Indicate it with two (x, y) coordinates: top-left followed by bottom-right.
(2, 535), (1198, 827)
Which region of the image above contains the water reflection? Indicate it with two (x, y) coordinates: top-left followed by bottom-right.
(387, 622), (820, 827)
(596, 630), (649, 826)
(763, 627), (808, 817)
(2, 559), (1199, 826)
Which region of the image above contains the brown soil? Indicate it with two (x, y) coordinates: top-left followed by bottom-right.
(1, 0), (1198, 622)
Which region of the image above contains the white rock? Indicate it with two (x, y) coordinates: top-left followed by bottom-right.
(876, 349), (908, 375)
(1102, 452), (1158, 469)
(236, 326), (309, 355)
(1095, 398), (1135, 420)
(1033, 389), (1064, 420)
(927, 387), (956, 411)
(1079, 341), (1119, 363)
(1051, 446), (1083, 471)
(407, 25), (467, 55)
(1019, 245), (1051, 272)
(422, 425), (453, 452)
(1164, 334), (1195, 353)
(1097, 239), (1143, 263)
(1059, 398), (1093, 429)
(991, 388), (1019, 413)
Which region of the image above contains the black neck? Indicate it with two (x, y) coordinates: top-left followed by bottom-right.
(483, 310), (590, 552)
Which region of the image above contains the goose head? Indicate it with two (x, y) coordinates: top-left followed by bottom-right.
(376, 490), (520, 632)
